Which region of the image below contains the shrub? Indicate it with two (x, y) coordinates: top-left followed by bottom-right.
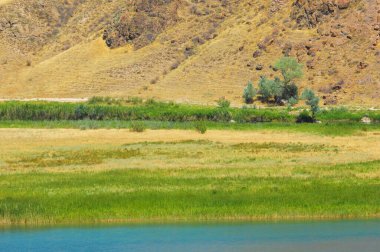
(271, 77), (285, 103)
(301, 89), (320, 120)
(258, 77), (272, 102)
(296, 110), (314, 123)
(282, 82), (299, 101)
(195, 122), (207, 134)
(258, 77), (283, 103)
(127, 97), (143, 105)
(288, 97), (299, 107)
(217, 97), (231, 108)
(145, 98), (157, 105)
(74, 105), (87, 120)
(243, 81), (257, 104)
(88, 96), (122, 105)
(130, 121), (146, 132)
(88, 96), (104, 104)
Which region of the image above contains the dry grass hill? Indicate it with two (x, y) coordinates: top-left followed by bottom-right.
(0, 0), (379, 106)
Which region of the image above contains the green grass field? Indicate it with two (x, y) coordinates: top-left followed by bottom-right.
(0, 120), (379, 136)
(0, 128), (379, 226)
(1, 161), (379, 225)
(0, 101), (379, 226)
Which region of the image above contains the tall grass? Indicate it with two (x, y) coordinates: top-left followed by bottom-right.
(318, 107), (380, 122)
(0, 101), (293, 122)
(0, 101), (379, 124)
(0, 161), (379, 225)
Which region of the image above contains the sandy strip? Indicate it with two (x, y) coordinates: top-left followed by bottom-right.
(0, 98), (88, 103)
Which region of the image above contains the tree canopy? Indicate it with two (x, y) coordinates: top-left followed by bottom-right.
(274, 57), (303, 84)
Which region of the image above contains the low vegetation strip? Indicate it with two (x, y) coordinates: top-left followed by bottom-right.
(0, 120), (380, 137)
(0, 101), (292, 122)
(0, 161), (379, 225)
(0, 128), (378, 225)
(0, 101), (379, 123)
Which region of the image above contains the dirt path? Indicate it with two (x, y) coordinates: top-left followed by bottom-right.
(0, 98), (88, 103)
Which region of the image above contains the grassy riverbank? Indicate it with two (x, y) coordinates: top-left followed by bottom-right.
(1, 161), (379, 225)
(0, 128), (379, 225)
(0, 120), (379, 136)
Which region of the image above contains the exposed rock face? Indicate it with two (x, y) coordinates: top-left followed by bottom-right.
(0, 0), (82, 54)
(336, 0), (351, 9)
(291, 0), (353, 28)
(103, 0), (181, 49)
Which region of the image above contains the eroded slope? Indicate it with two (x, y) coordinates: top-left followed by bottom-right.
(0, 0), (379, 105)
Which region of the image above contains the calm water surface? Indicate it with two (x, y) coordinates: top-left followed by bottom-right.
(0, 220), (379, 252)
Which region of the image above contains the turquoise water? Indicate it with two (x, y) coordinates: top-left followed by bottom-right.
(0, 220), (379, 251)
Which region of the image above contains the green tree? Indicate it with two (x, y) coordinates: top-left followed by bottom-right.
(301, 89), (320, 120)
(243, 81), (257, 104)
(257, 77), (269, 102)
(274, 57), (303, 85)
(257, 57), (302, 105)
(258, 77), (283, 103)
(271, 77), (284, 104)
(282, 82), (299, 101)
(275, 57), (302, 103)
(258, 77), (272, 102)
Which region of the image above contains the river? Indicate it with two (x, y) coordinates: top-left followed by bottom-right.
(0, 220), (379, 251)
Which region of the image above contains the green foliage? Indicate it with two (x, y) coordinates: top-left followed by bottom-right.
(271, 77), (285, 103)
(288, 97), (298, 107)
(88, 96), (122, 105)
(274, 57), (303, 84)
(258, 77), (283, 103)
(296, 110), (314, 123)
(242, 81), (257, 104)
(195, 122), (207, 134)
(130, 121), (146, 132)
(282, 82), (299, 101)
(0, 101), (293, 123)
(145, 98), (158, 105)
(258, 77), (272, 102)
(301, 89), (320, 120)
(0, 120), (379, 136)
(0, 101), (379, 125)
(258, 57), (302, 105)
(217, 97), (231, 108)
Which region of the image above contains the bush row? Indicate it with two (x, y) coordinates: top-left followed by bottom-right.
(0, 102), (378, 123)
(0, 102), (293, 123)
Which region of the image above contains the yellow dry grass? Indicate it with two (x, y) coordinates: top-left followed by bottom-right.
(0, 0), (12, 5)
(1, 129), (379, 174)
(0, 0), (379, 106)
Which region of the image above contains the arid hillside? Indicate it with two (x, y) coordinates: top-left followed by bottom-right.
(0, 0), (379, 105)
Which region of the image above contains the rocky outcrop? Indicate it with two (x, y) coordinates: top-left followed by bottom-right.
(291, 0), (353, 28)
(103, 0), (181, 49)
